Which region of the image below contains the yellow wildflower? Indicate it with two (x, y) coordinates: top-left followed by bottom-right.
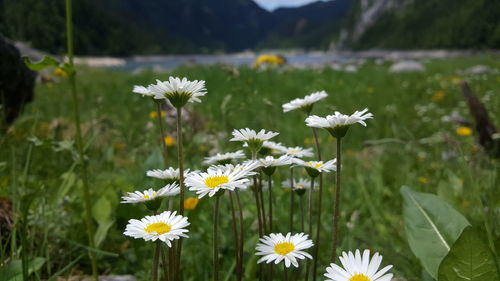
(450, 76), (462, 84)
(113, 142), (126, 150)
(431, 91), (445, 102)
(253, 55), (286, 67)
(418, 177), (428, 184)
(149, 111), (167, 119)
(164, 136), (175, 147)
(462, 200), (471, 208)
(456, 127), (472, 136)
(303, 137), (315, 145)
(54, 68), (68, 78)
(184, 197), (199, 211)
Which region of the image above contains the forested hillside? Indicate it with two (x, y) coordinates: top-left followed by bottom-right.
(1, 0), (499, 55)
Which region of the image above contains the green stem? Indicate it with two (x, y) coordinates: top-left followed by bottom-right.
(175, 107), (185, 280)
(268, 175), (273, 232)
(300, 195), (305, 232)
(289, 168), (295, 233)
(235, 190), (244, 281)
(152, 242), (161, 281)
(156, 101), (169, 168)
(331, 138), (342, 261)
(311, 127), (323, 281)
(213, 196), (220, 281)
(229, 192), (241, 281)
(65, 0), (97, 279)
(161, 244), (170, 281)
(304, 177), (315, 281)
(259, 173), (267, 233)
(283, 263), (288, 281)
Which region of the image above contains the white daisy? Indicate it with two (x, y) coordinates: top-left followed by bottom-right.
(121, 183), (180, 204)
(124, 211), (189, 247)
(324, 249), (393, 281)
(293, 158), (337, 177)
(203, 150), (246, 166)
(258, 155), (293, 176)
(258, 155), (293, 168)
(230, 128), (279, 152)
(146, 167), (191, 184)
(185, 162), (257, 198)
(282, 178), (315, 190)
(282, 90), (328, 113)
(305, 109), (374, 138)
(262, 141), (287, 154)
(283, 146), (314, 158)
(208, 160), (261, 176)
(132, 85), (155, 97)
(148, 77), (207, 108)
(255, 232), (313, 268)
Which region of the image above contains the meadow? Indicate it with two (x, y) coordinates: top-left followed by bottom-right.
(1, 54), (499, 281)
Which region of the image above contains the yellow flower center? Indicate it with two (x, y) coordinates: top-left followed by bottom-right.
(307, 162), (323, 169)
(274, 242), (295, 255)
(145, 222), (171, 235)
(143, 195), (150, 199)
(205, 176), (229, 188)
(349, 274), (371, 281)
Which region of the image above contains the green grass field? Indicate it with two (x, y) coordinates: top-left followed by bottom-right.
(1, 54), (499, 280)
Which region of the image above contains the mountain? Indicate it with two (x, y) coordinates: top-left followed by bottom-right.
(343, 0), (500, 49)
(0, 0), (498, 55)
(258, 0), (352, 49)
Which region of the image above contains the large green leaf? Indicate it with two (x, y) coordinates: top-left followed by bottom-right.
(0, 257), (45, 281)
(22, 56), (60, 71)
(438, 226), (499, 281)
(401, 186), (470, 279)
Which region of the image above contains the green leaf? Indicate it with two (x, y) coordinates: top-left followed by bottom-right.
(0, 257), (45, 281)
(438, 227), (500, 281)
(92, 196), (111, 223)
(94, 219), (114, 247)
(22, 56), (60, 71)
(401, 186), (470, 279)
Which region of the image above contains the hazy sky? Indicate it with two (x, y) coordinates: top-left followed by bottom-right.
(253, 0), (331, 11)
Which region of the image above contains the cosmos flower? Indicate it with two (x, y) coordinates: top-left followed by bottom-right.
(203, 150), (246, 166)
(305, 109), (373, 138)
(255, 232), (313, 268)
(282, 90), (328, 113)
(324, 249), (393, 281)
(124, 211), (189, 247)
(148, 77), (207, 108)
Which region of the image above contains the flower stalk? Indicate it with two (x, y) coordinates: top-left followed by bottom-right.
(175, 107), (185, 279)
(289, 168), (295, 232)
(213, 196), (221, 281)
(156, 101), (169, 167)
(331, 137), (342, 261)
(65, 0), (98, 279)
